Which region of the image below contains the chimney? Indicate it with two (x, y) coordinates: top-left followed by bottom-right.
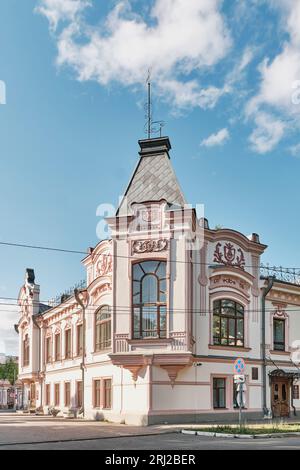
(138, 136), (171, 158)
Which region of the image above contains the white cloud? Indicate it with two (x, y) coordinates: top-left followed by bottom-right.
(35, 0), (91, 31)
(249, 112), (285, 154)
(36, 0), (232, 110)
(289, 142), (300, 157)
(0, 302), (19, 356)
(201, 128), (230, 148)
(246, 0), (300, 152)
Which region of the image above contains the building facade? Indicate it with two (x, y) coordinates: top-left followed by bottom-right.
(17, 137), (300, 425)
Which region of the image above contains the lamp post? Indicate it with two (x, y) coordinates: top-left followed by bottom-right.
(74, 288), (89, 418)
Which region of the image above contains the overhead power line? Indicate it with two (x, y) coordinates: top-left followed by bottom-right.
(0, 240), (297, 270)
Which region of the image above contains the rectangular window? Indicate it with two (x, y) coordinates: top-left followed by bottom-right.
(23, 335), (30, 367)
(213, 300), (244, 348)
(55, 334), (61, 362)
(65, 329), (72, 359)
(252, 367), (259, 381)
(77, 324), (83, 356)
(64, 382), (71, 407)
(273, 319), (285, 351)
(54, 383), (60, 407)
(46, 337), (52, 363)
(103, 379), (112, 409)
(94, 380), (101, 408)
(77, 381), (82, 408)
(213, 378), (226, 409)
(45, 384), (50, 406)
(293, 385), (299, 400)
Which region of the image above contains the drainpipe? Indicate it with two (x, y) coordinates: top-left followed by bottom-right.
(32, 315), (42, 408)
(74, 289), (90, 419)
(262, 276), (274, 416)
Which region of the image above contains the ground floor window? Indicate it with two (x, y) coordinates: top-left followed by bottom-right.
(64, 382), (71, 407)
(94, 380), (101, 408)
(213, 378), (226, 409)
(45, 384), (50, 406)
(76, 381), (82, 408)
(54, 383), (60, 407)
(103, 379), (112, 409)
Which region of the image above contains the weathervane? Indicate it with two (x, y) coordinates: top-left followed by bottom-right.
(144, 69), (165, 139)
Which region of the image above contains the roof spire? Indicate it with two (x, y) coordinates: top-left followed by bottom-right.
(144, 70), (165, 139)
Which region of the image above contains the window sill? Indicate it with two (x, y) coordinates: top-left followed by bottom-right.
(209, 344), (251, 352)
(92, 348), (112, 355)
(128, 338), (172, 345)
(269, 350), (290, 356)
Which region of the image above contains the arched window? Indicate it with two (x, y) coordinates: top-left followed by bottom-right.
(23, 334), (30, 367)
(132, 261), (167, 339)
(95, 305), (112, 351)
(213, 299), (244, 347)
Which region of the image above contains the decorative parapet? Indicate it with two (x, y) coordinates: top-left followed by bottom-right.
(114, 334), (129, 353)
(260, 264), (300, 286)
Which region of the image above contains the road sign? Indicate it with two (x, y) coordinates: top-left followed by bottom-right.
(234, 358), (245, 374)
(234, 374), (245, 384)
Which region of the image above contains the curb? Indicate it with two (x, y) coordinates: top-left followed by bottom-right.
(182, 429), (300, 440)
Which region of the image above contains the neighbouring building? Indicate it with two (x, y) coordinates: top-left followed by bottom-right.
(17, 137), (300, 424)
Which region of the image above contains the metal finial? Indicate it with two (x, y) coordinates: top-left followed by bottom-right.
(144, 69), (166, 139)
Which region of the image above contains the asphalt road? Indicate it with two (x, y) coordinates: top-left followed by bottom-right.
(1, 413), (300, 450)
(2, 433), (300, 450)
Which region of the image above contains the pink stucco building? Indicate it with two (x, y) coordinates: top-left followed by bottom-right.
(17, 137), (300, 424)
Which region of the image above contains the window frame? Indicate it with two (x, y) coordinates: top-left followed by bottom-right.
(212, 299), (245, 348)
(76, 381), (83, 408)
(54, 333), (61, 362)
(95, 306), (112, 352)
(45, 384), (50, 406)
(54, 383), (60, 407)
(64, 382), (71, 407)
(132, 260), (167, 339)
(23, 334), (30, 367)
(93, 379), (101, 408)
(77, 324), (83, 356)
(213, 377), (226, 409)
(273, 318), (285, 351)
(45, 336), (52, 364)
(65, 328), (72, 359)
(103, 378), (112, 410)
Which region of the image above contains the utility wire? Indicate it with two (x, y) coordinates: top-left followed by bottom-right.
(0, 240), (297, 270)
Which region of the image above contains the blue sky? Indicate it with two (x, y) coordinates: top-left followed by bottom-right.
(1, 0), (300, 353)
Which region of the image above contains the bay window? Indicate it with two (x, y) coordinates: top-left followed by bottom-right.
(132, 260), (167, 339)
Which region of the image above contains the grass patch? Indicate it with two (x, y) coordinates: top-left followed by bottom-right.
(196, 424), (300, 435)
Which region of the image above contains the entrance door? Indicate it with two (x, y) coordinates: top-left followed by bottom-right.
(271, 378), (290, 417)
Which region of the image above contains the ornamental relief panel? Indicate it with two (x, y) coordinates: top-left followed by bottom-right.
(96, 253), (113, 277)
(213, 242), (245, 270)
(132, 239), (168, 254)
(209, 274), (250, 297)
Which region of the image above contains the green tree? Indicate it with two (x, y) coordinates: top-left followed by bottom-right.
(0, 358), (18, 385)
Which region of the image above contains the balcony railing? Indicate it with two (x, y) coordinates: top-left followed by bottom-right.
(48, 279), (86, 307)
(260, 263), (300, 286)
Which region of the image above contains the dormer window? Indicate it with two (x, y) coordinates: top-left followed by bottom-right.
(132, 261), (167, 339)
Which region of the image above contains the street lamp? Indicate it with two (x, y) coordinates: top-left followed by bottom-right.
(74, 288), (90, 418)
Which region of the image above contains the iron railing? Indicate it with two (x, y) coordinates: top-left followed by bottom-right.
(260, 263), (300, 286)
(48, 279), (86, 307)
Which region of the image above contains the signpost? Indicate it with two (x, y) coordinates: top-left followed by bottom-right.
(234, 358), (246, 428)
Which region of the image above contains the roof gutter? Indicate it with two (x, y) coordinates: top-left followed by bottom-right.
(262, 276), (275, 416)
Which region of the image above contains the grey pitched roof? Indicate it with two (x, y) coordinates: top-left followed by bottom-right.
(117, 137), (186, 216)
